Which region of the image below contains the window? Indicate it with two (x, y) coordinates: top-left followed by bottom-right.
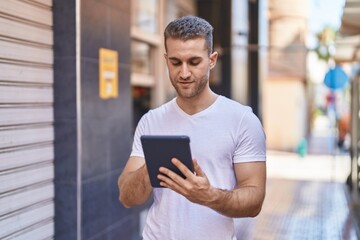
(132, 0), (159, 34)
(131, 40), (154, 87)
(131, 40), (152, 75)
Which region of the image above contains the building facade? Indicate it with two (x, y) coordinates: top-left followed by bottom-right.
(263, 0), (309, 151)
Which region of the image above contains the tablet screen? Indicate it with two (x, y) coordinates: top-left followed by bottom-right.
(140, 135), (194, 188)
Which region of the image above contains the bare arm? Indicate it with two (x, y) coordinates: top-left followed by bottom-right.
(118, 156), (152, 208)
(206, 161), (266, 217)
(158, 159), (266, 218)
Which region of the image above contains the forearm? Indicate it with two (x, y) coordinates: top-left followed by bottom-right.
(118, 165), (152, 208)
(206, 186), (265, 218)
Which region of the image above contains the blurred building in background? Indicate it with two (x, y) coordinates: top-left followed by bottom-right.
(263, 0), (309, 151)
(0, 0), (268, 239)
(334, 0), (360, 222)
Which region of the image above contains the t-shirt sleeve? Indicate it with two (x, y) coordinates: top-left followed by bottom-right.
(130, 114), (148, 158)
(233, 109), (266, 163)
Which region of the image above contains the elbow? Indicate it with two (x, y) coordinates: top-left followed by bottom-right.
(119, 196), (132, 208)
(119, 194), (127, 207)
(119, 191), (147, 208)
(247, 205), (262, 218)
(118, 177), (134, 208)
(229, 204), (263, 218)
(248, 190), (265, 218)
(119, 191), (135, 208)
(247, 195), (265, 217)
(118, 183), (133, 208)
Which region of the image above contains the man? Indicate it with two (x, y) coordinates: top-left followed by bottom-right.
(118, 15), (266, 240)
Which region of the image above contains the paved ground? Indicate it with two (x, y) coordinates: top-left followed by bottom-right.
(265, 150), (350, 183)
(234, 151), (359, 240)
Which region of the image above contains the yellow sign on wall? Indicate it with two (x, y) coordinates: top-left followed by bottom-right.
(99, 48), (118, 99)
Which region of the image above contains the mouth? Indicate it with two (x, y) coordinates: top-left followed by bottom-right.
(177, 82), (193, 89)
(178, 81), (193, 85)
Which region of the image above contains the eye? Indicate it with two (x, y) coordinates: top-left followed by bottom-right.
(189, 58), (201, 66)
(170, 61), (181, 66)
(189, 61), (200, 66)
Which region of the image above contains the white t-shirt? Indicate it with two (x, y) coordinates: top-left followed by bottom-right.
(131, 96), (266, 240)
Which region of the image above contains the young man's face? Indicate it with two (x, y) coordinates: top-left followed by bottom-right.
(164, 37), (217, 100)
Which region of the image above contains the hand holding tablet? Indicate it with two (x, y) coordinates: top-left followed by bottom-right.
(140, 135), (194, 188)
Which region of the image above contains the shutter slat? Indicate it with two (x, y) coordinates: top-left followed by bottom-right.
(0, 183), (53, 216)
(0, 202), (54, 239)
(32, 0), (52, 7)
(0, 85), (53, 104)
(0, 145), (53, 171)
(0, 17), (52, 45)
(0, 164), (54, 193)
(0, 41), (53, 65)
(0, 126), (54, 150)
(0, 0), (52, 26)
(0, 63), (52, 84)
(0, 108), (53, 126)
(3, 220), (53, 240)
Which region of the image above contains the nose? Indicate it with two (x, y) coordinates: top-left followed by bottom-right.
(180, 63), (191, 80)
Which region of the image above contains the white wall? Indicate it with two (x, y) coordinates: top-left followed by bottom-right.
(263, 79), (307, 151)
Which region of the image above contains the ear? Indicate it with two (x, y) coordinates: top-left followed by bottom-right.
(164, 53), (170, 68)
(209, 51), (218, 70)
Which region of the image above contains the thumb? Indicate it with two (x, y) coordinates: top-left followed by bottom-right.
(193, 159), (205, 177)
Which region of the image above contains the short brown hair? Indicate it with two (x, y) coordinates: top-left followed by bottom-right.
(164, 15), (214, 55)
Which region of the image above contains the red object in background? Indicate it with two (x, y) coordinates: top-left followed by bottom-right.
(325, 91), (336, 107)
(338, 113), (350, 147)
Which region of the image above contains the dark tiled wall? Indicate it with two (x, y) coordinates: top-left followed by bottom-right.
(53, 1), (78, 239)
(54, 0), (137, 239)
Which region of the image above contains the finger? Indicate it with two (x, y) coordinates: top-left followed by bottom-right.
(158, 166), (188, 186)
(193, 159), (205, 177)
(159, 180), (183, 195)
(171, 158), (195, 179)
(157, 173), (171, 186)
(157, 172), (185, 194)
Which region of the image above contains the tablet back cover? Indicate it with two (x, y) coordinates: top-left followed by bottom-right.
(140, 135), (193, 188)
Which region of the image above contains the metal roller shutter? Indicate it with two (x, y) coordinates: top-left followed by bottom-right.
(0, 0), (54, 239)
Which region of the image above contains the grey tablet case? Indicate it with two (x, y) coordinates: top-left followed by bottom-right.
(140, 135), (194, 188)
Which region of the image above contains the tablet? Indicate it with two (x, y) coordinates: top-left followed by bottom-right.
(140, 135), (194, 188)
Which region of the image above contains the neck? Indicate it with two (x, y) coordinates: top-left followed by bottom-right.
(176, 89), (218, 115)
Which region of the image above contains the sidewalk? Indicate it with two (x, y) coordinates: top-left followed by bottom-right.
(234, 150), (359, 240)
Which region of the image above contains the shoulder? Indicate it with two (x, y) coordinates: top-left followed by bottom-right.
(147, 98), (175, 116)
(217, 96), (254, 119)
(217, 96), (264, 134)
(218, 96), (251, 111)
(140, 98), (176, 123)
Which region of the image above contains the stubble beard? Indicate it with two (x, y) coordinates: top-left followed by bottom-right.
(171, 75), (209, 99)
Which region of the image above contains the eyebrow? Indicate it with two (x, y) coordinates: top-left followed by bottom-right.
(168, 56), (202, 62)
